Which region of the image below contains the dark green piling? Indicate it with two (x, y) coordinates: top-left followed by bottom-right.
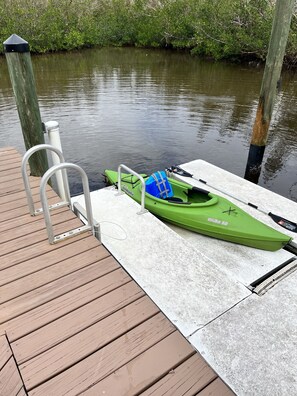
(244, 0), (295, 183)
(3, 34), (48, 177)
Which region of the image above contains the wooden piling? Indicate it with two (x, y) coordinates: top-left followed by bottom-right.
(244, 0), (295, 183)
(3, 34), (48, 177)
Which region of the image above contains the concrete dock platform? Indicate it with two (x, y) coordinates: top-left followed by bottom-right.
(74, 159), (297, 395)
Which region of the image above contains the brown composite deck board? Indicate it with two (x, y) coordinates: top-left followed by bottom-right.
(0, 256), (119, 324)
(0, 149), (22, 155)
(0, 173), (23, 184)
(0, 180), (54, 215)
(0, 190), (56, 218)
(0, 189), (57, 219)
(0, 184), (49, 207)
(83, 332), (196, 396)
(0, 233), (90, 271)
(0, 336), (25, 396)
(0, 172), (22, 183)
(0, 147), (17, 151)
(0, 245), (110, 304)
(0, 162), (22, 173)
(197, 378), (234, 396)
(0, 357), (23, 396)
(0, 178), (42, 196)
(0, 217), (83, 257)
(0, 148), (15, 153)
(0, 165), (28, 179)
(1, 199), (55, 223)
(140, 354), (217, 396)
(0, 152), (21, 161)
(0, 164), (22, 174)
(0, 150), (21, 157)
(0, 146), (22, 153)
(0, 336), (12, 369)
(0, 156), (23, 165)
(28, 313), (175, 395)
(0, 161), (21, 170)
(0, 173), (50, 196)
(0, 236), (99, 286)
(0, 193), (62, 226)
(0, 158), (21, 169)
(2, 269), (131, 341)
(20, 297), (160, 388)
(0, 162), (23, 173)
(0, 157), (22, 166)
(0, 158), (21, 167)
(12, 282), (144, 363)
(0, 161), (22, 171)
(17, 387), (27, 396)
(0, 207), (70, 245)
(0, 148), (234, 396)
(0, 154), (22, 163)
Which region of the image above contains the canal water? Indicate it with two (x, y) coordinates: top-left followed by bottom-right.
(0, 47), (296, 200)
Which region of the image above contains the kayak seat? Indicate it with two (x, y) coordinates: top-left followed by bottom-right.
(165, 197), (191, 204)
(164, 197), (183, 203)
(145, 171), (174, 199)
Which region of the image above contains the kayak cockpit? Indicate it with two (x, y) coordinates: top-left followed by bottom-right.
(148, 185), (218, 207)
(106, 169), (218, 207)
(144, 171), (218, 207)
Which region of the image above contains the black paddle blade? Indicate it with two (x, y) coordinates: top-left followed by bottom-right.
(269, 212), (297, 233)
(168, 165), (193, 178)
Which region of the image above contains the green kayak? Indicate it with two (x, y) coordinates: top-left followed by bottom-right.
(104, 169), (292, 251)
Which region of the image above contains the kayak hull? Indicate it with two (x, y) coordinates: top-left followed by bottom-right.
(104, 170), (291, 251)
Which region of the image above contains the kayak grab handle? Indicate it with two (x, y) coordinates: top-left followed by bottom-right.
(117, 164), (148, 215)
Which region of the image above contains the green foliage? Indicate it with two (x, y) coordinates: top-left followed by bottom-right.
(191, 0), (274, 60)
(0, 0), (296, 63)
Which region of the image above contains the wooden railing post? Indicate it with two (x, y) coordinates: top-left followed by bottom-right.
(244, 0), (295, 183)
(3, 34), (48, 177)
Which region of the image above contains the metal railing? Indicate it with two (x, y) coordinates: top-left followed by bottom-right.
(22, 145), (100, 244)
(21, 144), (70, 216)
(40, 163), (98, 244)
(117, 164), (147, 215)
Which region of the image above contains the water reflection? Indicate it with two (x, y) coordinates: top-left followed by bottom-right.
(0, 47), (296, 199)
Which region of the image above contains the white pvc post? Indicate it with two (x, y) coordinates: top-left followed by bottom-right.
(44, 121), (67, 200)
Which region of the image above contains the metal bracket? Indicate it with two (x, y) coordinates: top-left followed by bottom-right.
(73, 201), (101, 242)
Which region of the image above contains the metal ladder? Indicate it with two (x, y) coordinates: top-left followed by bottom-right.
(21, 144), (100, 244)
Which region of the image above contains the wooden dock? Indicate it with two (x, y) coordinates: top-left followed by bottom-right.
(0, 147), (234, 395)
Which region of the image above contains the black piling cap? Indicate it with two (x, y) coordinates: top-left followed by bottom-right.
(3, 34), (29, 53)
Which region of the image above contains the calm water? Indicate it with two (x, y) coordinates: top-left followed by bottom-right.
(0, 47), (296, 200)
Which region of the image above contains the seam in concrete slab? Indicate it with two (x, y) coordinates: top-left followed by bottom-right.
(195, 249), (249, 290)
(190, 258), (297, 339)
(187, 293), (252, 338)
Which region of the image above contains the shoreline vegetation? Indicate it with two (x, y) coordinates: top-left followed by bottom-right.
(1, 0), (297, 65)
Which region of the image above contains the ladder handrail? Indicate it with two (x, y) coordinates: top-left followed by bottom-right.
(40, 163), (94, 244)
(21, 144), (70, 215)
(117, 164), (147, 215)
